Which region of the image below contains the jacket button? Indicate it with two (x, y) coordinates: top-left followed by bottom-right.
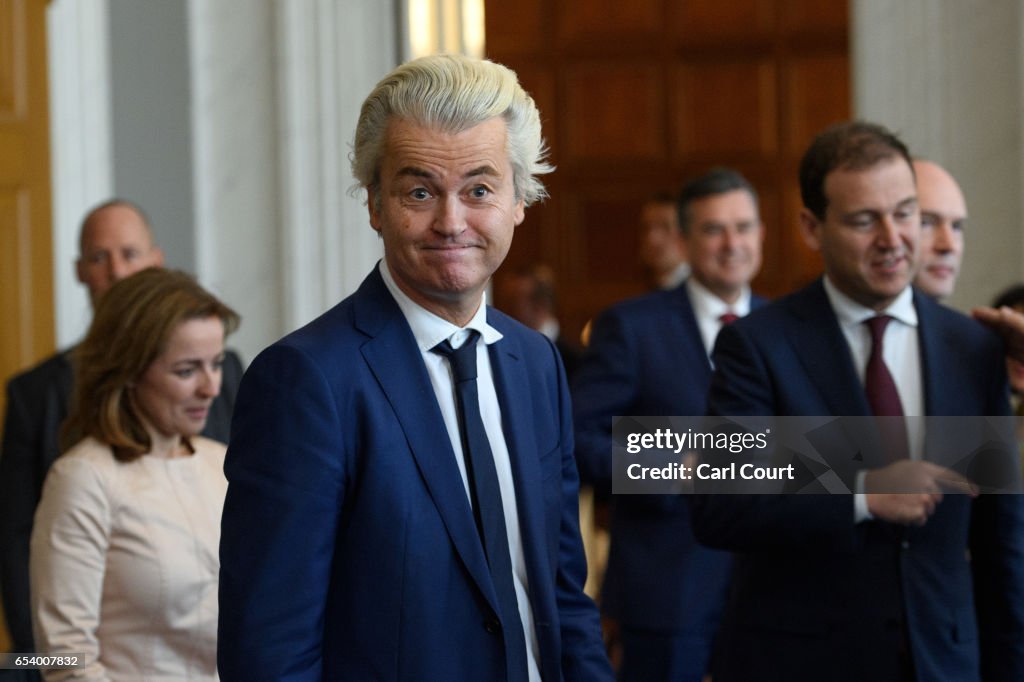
(484, 619), (501, 634)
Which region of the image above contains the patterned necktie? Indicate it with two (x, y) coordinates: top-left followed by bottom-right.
(864, 315), (908, 461)
(432, 331), (529, 681)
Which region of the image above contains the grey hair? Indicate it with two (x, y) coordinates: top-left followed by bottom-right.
(350, 53), (553, 207)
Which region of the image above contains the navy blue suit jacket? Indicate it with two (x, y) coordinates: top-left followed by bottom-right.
(572, 284), (764, 636)
(691, 280), (1024, 682)
(218, 267), (612, 681)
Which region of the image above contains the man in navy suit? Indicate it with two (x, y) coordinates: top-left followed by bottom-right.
(691, 121), (1024, 681)
(573, 168), (765, 681)
(217, 54), (612, 681)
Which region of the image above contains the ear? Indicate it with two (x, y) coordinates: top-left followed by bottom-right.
(367, 188), (383, 234)
(75, 258), (86, 285)
(799, 208), (823, 252)
(513, 199), (525, 227)
(152, 247), (165, 267)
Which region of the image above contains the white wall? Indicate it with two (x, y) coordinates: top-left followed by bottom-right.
(853, 0), (1024, 311)
(47, 0), (396, 363)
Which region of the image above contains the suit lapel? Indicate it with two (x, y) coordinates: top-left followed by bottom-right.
(787, 280), (872, 417)
(914, 291), (952, 416)
(355, 270), (499, 612)
(487, 324), (551, 590)
(670, 285), (713, 379)
(488, 317), (560, 679)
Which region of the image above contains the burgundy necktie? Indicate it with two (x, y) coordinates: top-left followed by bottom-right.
(719, 311), (739, 325)
(864, 315), (908, 461)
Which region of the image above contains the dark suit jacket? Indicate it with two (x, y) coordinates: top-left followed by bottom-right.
(572, 284), (763, 643)
(690, 280), (1024, 682)
(0, 347), (243, 652)
(217, 267), (612, 681)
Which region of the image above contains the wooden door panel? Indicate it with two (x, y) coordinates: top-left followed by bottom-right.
(486, 0), (849, 345)
(0, 0), (53, 655)
(671, 58), (778, 158)
(562, 62), (665, 163)
(557, 0), (661, 43)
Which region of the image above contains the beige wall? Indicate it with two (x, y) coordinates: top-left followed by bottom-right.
(853, 0), (1024, 311)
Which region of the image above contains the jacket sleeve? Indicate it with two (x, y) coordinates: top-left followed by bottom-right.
(689, 322), (861, 554)
(30, 457), (111, 681)
(217, 343), (346, 681)
(971, 333), (1024, 681)
(550, 344), (614, 682)
(571, 308), (637, 493)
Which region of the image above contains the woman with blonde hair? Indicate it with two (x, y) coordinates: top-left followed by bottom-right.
(30, 267), (239, 681)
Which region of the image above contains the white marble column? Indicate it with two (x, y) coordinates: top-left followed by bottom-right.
(274, 0), (394, 334)
(853, 0), (1024, 311)
(47, 1), (399, 361)
(47, 0), (114, 347)
(186, 0), (281, 362)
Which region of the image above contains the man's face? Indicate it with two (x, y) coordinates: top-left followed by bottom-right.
(639, 201), (686, 276)
(77, 204), (164, 305)
(368, 117), (524, 324)
(802, 158), (919, 311)
(912, 160), (967, 300)
(684, 189), (763, 302)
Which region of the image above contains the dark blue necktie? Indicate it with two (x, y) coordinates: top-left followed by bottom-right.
(433, 331), (529, 682)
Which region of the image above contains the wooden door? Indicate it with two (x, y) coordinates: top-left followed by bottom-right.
(0, 0), (54, 652)
(486, 0), (849, 343)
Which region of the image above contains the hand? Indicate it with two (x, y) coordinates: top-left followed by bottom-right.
(973, 305), (1024, 363)
(864, 460), (977, 526)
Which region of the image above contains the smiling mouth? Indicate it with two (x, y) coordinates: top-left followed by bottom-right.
(874, 254), (906, 270)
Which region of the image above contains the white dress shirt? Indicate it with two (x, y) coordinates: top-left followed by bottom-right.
(686, 277), (753, 357)
(31, 436), (226, 681)
(379, 261), (541, 682)
(822, 278), (923, 521)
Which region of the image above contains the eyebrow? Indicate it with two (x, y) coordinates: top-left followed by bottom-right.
(395, 165), (500, 181)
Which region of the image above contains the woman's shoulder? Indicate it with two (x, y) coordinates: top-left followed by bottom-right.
(191, 436), (228, 463)
(54, 436), (118, 473)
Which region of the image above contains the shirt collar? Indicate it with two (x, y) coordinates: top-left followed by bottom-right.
(686, 277), (752, 320)
(378, 260), (503, 351)
(822, 275), (918, 329)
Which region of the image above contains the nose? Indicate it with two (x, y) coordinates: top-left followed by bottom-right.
(108, 254), (131, 282)
(433, 195), (466, 236)
(931, 223), (955, 253)
(721, 227), (738, 251)
(876, 216), (902, 249)
(197, 366), (222, 399)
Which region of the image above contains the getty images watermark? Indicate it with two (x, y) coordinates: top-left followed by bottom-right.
(612, 416), (1024, 495)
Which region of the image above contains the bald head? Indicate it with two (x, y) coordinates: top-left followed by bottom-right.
(76, 200), (164, 306)
(912, 160), (967, 300)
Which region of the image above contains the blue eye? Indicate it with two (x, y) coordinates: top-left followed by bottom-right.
(470, 186), (490, 198)
(410, 188), (431, 200)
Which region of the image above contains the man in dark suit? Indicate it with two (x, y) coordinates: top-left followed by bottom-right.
(638, 190), (691, 291)
(0, 199), (243, 662)
(691, 121), (1024, 681)
(497, 263), (582, 381)
(912, 159), (967, 301)
(573, 167), (765, 681)
(217, 54), (611, 681)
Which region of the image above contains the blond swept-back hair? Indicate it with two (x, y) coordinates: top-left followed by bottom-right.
(351, 53), (553, 208)
(62, 268), (240, 462)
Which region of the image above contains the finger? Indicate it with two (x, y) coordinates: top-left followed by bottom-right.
(934, 473), (977, 496)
